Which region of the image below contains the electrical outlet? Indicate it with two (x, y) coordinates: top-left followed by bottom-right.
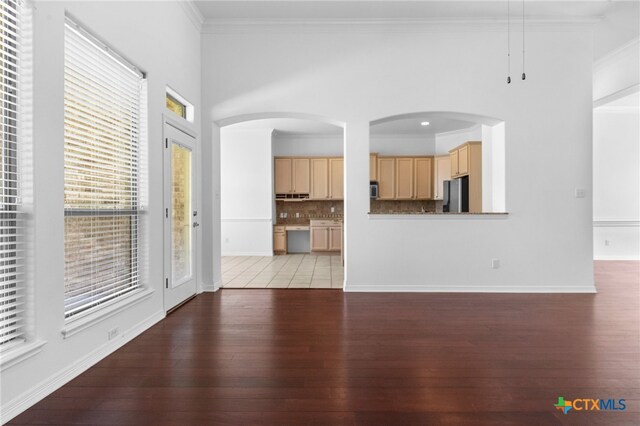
(331, 207), (335, 213)
(605, 240), (611, 246)
(108, 328), (119, 340)
(283, 213), (288, 218)
(574, 188), (586, 199)
(491, 259), (500, 269)
(225, 237), (229, 243)
(296, 212), (300, 218)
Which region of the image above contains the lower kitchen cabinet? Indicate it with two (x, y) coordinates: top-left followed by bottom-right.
(273, 226), (286, 253)
(310, 220), (342, 252)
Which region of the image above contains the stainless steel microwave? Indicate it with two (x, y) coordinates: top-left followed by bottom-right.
(370, 181), (379, 199)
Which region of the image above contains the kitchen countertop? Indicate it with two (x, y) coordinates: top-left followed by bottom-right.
(368, 212), (509, 219)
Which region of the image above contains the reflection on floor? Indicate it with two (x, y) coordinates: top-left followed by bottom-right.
(221, 255), (343, 289)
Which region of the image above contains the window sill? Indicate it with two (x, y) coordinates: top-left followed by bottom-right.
(0, 340), (47, 372)
(61, 288), (154, 339)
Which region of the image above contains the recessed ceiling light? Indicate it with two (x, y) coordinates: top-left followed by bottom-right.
(421, 121), (430, 126)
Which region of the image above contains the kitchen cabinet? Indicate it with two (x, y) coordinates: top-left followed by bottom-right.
(273, 225), (286, 253)
(433, 155), (451, 200)
(414, 157), (433, 200)
(310, 219), (342, 252)
(395, 158), (414, 200)
(370, 153), (378, 181)
(274, 158), (309, 194)
(449, 141), (482, 212)
(450, 150), (459, 177)
(377, 157), (395, 200)
(311, 158), (343, 200)
(329, 158), (343, 200)
(310, 158), (329, 199)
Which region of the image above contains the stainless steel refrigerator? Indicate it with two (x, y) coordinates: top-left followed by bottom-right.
(443, 177), (469, 213)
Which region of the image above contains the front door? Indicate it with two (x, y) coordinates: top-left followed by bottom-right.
(164, 122), (197, 311)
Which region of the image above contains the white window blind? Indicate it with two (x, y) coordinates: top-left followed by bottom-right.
(64, 19), (145, 319)
(0, 0), (24, 346)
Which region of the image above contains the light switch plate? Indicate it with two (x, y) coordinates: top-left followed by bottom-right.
(575, 188), (586, 198)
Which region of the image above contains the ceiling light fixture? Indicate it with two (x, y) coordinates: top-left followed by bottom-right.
(421, 121), (430, 126)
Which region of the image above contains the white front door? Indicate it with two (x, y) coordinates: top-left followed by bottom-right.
(164, 122), (197, 311)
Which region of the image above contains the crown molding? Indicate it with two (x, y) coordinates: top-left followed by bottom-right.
(433, 124), (482, 139)
(593, 83), (640, 109)
(594, 36), (640, 72)
(180, 0), (205, 33)
(202, 16), (599, 35)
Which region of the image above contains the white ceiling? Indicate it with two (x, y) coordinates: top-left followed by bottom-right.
(194, 1), (613, 21)
(224, 113), (483, 136)
(225, 118), (343, 135)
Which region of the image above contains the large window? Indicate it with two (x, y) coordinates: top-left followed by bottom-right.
(63, 19), (145, 319)
(0, 0), (25, 347)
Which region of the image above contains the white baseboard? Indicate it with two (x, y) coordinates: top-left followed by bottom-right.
(344, 284), (597, 293)
(0, 311), (165, 424)
(595, 255), (640, 261)
(221, 251), (273, 257)
(201, 280), (221, 292)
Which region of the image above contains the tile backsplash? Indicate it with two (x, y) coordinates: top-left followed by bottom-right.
(369, 199), (442, 213)
(276, 200), (343, 224)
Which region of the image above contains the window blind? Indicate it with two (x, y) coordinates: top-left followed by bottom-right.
(64, 20), (145, 319)
(0, 0), (24, 346)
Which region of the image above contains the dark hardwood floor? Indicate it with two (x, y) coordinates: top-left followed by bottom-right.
(9, 261), (639, 425)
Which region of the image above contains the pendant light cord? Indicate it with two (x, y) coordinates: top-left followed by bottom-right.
(522, 0), (526, 80)
(507, 0), (511, 84)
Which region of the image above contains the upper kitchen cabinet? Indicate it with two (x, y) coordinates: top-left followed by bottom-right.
(310, 157), (343, 200)
(310, 158), (329, 199)
(450, 141), (480, 179)
(433, 155), (451, 200)
(414, 157), (433, 200)
(450, 141), (483, 212)
(370, 153), (378, 181)
(395, 158), (414, 200)
(329, 158), (343, 200)
(274, 157), (310, 195)
(377, 157), (396, 199)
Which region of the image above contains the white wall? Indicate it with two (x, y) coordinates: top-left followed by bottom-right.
(201, 21), (595, 293)
(1, 1), (201, 422)
(435, 126), (482, 154)
(371, 135), (436, 155)
(221, 128), (274, 256)
(273, 135), (343, 156)
(593, 108), (640, 260)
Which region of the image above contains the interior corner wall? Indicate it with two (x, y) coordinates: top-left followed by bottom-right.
(434, 127), (482, 155)
(220, 128), (274, 256)
(202, 22), (595, 293)
(593, 108), (640, 260)
(1, 1), (201, 422)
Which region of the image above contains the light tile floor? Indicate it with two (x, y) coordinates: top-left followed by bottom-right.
(221, 254), (343, 289)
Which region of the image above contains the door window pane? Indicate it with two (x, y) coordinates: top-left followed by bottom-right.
(171, 144), (191, 284)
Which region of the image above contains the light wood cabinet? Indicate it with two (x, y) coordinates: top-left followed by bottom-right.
(274, 158), (292, 194)
(292, 158), (310, 194)
(449, 141), (482, 212)
(414, 157), (433, 200)
(377, 157), (395, 200)
(310, 227), (329, 251)
(450, 150), (459, 177)
(310, 219), (342, 252)
(395, 158), (414, 200)
(458, 145), (469, 175)
(273, 226), (286, 253)
(329, 226), (342, 251)
(433, 155), (451, 200)
(370, 153), (378, 181)
(329, 158), (343, 200)
(310, 158), (329, 199)
(274, 158), (309, 194)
